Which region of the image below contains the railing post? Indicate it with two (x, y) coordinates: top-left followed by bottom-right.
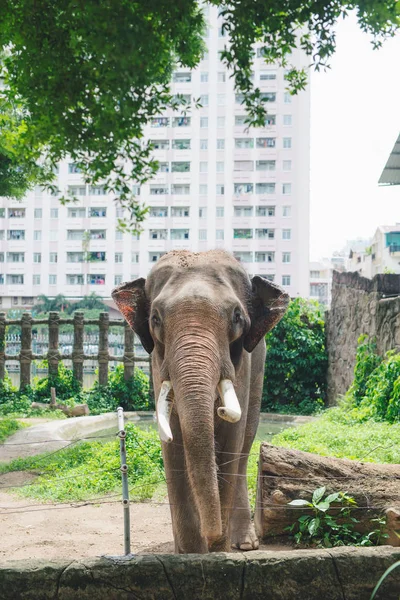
(0, 313), (5, 381)
(20, 312), (32, 390)
(98, 312), (109, 386)
(117, 407), (131, 555)
(48, 312), (60, 377)
(72, 311), (84, 384)
(123, 322), (135, 381)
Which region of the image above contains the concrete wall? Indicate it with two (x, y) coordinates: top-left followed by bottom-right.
(0, 547), (399, 600)
(326, 271), (400, 404)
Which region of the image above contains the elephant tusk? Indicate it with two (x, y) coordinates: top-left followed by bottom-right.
(217, 379), (241, 423)
(157, 380), (174, 443)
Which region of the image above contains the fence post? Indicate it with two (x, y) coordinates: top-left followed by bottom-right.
(72, 311), (84, 384)
(48, 312), (60, 377)
(0, 313), (5, 381)
(117, 406), (131, 555)
(98, 312), (109, 386)
(123, 323), (135, 381)
(20, 312), (32, 390)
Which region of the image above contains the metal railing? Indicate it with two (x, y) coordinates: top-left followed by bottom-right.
(0, 311), (150, 389)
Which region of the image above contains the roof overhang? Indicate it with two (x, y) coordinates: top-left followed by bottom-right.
(379, 134), (400, 186)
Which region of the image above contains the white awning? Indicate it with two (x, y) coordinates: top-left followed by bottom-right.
(379, 134), (400, 185)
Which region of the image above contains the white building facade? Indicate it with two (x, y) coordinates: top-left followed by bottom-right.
(0, 7), (310, 310)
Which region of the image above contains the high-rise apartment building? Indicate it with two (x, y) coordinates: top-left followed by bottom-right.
(0, 7), (310, 310)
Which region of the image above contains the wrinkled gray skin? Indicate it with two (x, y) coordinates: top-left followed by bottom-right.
(112, 250), (289, 554)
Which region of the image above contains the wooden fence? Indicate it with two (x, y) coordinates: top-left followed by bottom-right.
(0, 311), (150, 389)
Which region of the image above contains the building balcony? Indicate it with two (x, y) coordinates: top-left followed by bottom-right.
(389, 244), (400, 255)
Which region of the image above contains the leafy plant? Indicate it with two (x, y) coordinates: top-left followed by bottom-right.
(108, 365), (151, 411)
(346, 335), (382, 407)
(286, 487), (387, 547)
(31, 362), (82, 401)
(262, 298), (327, 414)
(370, 561), (400, 600)
(0, 418), (23, 443)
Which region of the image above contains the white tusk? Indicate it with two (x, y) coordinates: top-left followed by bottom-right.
(217, 380), (241, 423)
(157, 380), (174, 443)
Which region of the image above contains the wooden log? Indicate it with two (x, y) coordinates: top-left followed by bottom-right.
(31, 402), (90, 417)
(254, 443), (400, 545)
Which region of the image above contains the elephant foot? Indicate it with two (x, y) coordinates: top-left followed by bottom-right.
(207, 535), (230, 553)
(231, 521), (259, 551)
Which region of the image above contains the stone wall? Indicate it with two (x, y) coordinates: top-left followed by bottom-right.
(0, 548), (399, 600)
(326, 271), (400, 404)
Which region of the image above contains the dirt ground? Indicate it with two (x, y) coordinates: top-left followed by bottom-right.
(0, 471), (293, 562)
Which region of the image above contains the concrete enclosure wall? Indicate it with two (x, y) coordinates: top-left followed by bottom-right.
(0, 547), (399, 600)
(326, 271), (400, 404)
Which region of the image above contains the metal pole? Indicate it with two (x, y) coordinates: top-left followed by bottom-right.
(117, 406), (131, 555)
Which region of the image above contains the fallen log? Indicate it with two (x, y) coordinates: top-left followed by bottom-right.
(254, 443), (400, 546)
(31, 402), (89, 417)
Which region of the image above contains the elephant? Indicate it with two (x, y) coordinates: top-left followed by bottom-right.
(112, 249), (289, 553)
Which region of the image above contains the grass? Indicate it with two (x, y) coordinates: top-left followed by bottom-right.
(0, 418), (24, 443)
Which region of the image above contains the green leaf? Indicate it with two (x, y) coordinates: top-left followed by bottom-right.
(312, 487), (326, 505)
(315, 502), (330, 512)
(308, 517), (320, 537)
(324, 493), (340, 504)
(288, 499), (311, 507)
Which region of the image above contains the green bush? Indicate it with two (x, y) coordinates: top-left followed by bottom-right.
(346, 335), (382, 406)
(108, 365), (151, 411)
(32, 362), (82, 402)
(0, 418), (23, 443)
(262, 298), (327, 415)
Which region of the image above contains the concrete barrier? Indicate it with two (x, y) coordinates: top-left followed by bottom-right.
(0, 547), (399, 600)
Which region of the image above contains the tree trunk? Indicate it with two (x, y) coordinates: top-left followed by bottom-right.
(254, 443), (400, 546)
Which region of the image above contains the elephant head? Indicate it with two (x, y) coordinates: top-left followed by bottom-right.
(112, 250), (289, 541)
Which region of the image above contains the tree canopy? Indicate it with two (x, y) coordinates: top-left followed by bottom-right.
(1, 1), (399, 230)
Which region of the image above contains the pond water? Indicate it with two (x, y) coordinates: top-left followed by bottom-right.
(94, 417), (293, 444)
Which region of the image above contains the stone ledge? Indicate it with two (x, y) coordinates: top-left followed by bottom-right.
(0, 547), (399, 600)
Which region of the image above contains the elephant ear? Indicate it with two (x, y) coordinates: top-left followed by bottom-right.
(111, 278), (154, 354)
(244, 276), (290, 353)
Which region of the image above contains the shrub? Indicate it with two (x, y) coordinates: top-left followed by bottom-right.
(346, 335), (382, 406)
(108, 365), (151, 411)
(0, 418), (23, 443)
(32, 362), (82, 402)
(262, 298), (327, 414)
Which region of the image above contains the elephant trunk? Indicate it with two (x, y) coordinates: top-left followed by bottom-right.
(169, 323), (222, 540)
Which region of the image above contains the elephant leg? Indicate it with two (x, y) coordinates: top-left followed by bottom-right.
(163, 423), (208, 554)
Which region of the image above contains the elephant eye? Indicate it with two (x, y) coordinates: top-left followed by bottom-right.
(151, 314), (161, 327)
(233, 311), (242, 325)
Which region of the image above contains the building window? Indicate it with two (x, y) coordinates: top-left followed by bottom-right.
(283, 137), (292, 149)
(33, 230), (41, 241)
(67, 252), (84, 262)
(282, 183), (292, 195)
(217, 139), (225, 150)
(216, 184), (225, 195)
(283, 205), (291, 217)
(6, 274), (24, 285)
(90, 229), (106, 240)
(234, 160), (253, 172)
(200, 72), (208, 83)
(200, 139), (208, 150)
(282, 252), (291, 263)
(234, 183), (253, 196)
(157, 162), (169, 173)
(216, 207), (224, 218)
(172, 139), (190, 150)
(233, 229), (253, 239)
(199, 161), (208, 173)
(115, 253), (123, 263)
(283, 160), (292, 171)
(216, 230), (224, 240)
(256, 228), (275, 239)
(116, 207), (125, 218)
(217, 94), (226, 106)
(171, 161), (190, 173)
(151, 139), (170, 150)
(89, 251), (106, 262)
(149, 252), (165, 263)
(150, 207), (168, 217)
(149, 229), (168, 240)
(171, 184), (190, 195)
(284, 92), (292, 104)
(67, 229), (84, 241)
(0, 231), (4, 240)
(200, 117), (208, 128)
(150, 185), (169, 195)
(89, 207), (107, 217)
(87, 274), (106, 285)
(7, 252), (24, 263)
(68, 163), (81, 174)
(235, 138), (254, 149)
(235, 115), (248, 126)
(199, 229), (207, 241)
(199, 207), (207, 218)
(49, 275), (57, 285)
(150, 117), (169, 127)
(34, 208), (42, 218)
(22, 297), (34, 305)
(0, 253), (3, 262)
(216, 162), (224, 173)
(67, 274), (84, 285)
(234, 252), (253, 263)
(173, 72), (192, 83)
(255, 252), (275, 263)
(199, 184), (208, 195)
(310, 270), (321, 279)
(0, 208), (4, 218)
(261, 92), (276, 102)
(68, 185), (86, 196)
(256, 183), (275, 195)
(50, 208), (59, 218)
(217, 72), (226, 82)
(283, 115), (292, 126)
(68, 207), (86, 218)
(170, 229), (189, 240)
(282, 275), (291, 286)
(234, 206), (253, 218)
(260, 71), (276, 80)
(256, 160), (275, 171)
(89, 186), (106, 196)
(132, 253), (140, 263)
(32, 275), (40, 285)
(8, 230), (25, 240)
(8, 208), (26, 218)
(200, 94), (209, 106)
(264, 115), (276, 126)
(172, 116), (191, 127)
(256, 206), (275, 217)
(217, 116), (225, 128)
(171, 207), (190, 217)
(114, 275), (123, 285)
(282, 229), (291, 240)
(256, 137), (275, 148)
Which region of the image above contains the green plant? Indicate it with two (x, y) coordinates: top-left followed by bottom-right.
(370, 561), (400, 600)
(0, 418), (23, 443)
(262, 298), (327, 414)
(286, 487), (387, 547)
(108, 366), (151, 411)
(32, 362), (82, 401)
(346, 335), (382, 407)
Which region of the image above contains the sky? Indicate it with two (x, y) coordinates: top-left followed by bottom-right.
(310, 14), (400, 260)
